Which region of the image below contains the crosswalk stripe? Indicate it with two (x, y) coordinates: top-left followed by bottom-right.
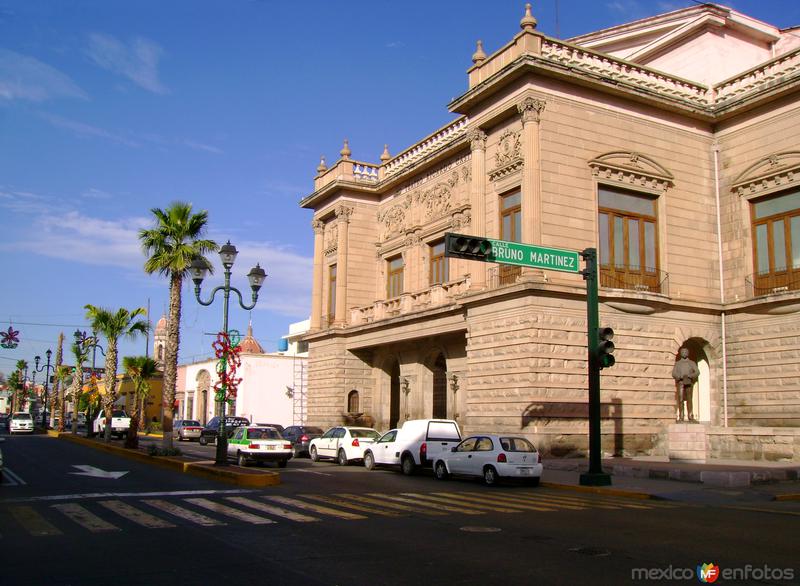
(263, 496), (367, 520)
(334, 493), (448, 516)
(484, 492), (589, 511)
(225, 497), (320, 523)
(369, 493), (484, 515)
(434, 492), (560, 512)
(99, 501), (175, 528)
(185, 498), (275, 524)
(528, 492), (653, 510)
(52, 503), (120, 532)
(143, 500), (226, 526)
(513, 493), (622, 510)
(299, 494), (402, 517)
(9, 506), (62, 536)
(400, 492), (523, 513)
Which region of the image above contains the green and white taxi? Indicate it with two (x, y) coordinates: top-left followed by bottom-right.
(227, 426), (293, 468)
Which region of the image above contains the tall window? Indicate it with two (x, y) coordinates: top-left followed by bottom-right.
(598, 185), (660, 292)
(751, 189), (800, 294)
(429, 241), (448, 285)
(499, 191), (522, 284)
(347, 390), (359, 413)
(387, 256), (404, 298)
(327, 264), (337, 322)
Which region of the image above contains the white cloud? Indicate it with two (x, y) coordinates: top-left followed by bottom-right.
(86, 33), (168, 94)
(39, 112), (141, 147)
(81, 188), (114, 200)
(0, 49), (87, 101)
(0, 187), (51, 214)
(181, 139), (223, 154)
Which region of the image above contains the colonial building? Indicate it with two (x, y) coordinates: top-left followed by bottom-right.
(300, 4), (800, 461)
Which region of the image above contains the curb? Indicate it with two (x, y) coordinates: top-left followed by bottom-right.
(540, 481), (657, 500)
(53, 433), (280, 487)
(774, 493), (800, 501)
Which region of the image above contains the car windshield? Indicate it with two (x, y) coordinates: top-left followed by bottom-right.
(184, 420), (200, 426)
(112, 411), (127, 417)
(350, 429), (380, 439)
(500, 437), (536, 452)
(13, 413), (32, 420)
(247, 428), (282, 439)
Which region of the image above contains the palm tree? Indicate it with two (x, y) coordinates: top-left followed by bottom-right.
(52, 333), (64, 430)
(53, 365), (71, 432)
(12, 359), (27, 412)
(84, 305), (149, 442)
(122, 356), (159, 449)
(68, 342), (90, 434)
(139, 202), (217, 450)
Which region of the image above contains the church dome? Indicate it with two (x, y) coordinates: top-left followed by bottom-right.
(155, 315), (167, 333)
(238, 322), (264, 354)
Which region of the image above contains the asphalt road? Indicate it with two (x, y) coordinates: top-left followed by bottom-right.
(2, 433), (799, 586)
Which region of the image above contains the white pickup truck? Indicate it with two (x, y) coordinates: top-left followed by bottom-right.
(93, 409), (131, 438)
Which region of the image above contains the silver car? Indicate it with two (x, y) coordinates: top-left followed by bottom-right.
(173, 419), (203, 441)
(9, 412), (34, 434)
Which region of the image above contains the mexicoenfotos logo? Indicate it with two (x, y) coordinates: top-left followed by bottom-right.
(697, 563), (720, 583)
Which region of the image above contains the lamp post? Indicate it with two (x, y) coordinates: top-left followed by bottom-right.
(34, 350), (54, 428)
(190, 240), (266, 466)
(74, 329), (106, 432)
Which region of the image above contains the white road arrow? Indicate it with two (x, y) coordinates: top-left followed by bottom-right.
(70, 465), (129, 480)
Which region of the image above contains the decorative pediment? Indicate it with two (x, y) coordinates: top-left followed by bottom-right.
(419, 182), (453, 220)
(588, 151), (674, 191)
(377, 197), (411, 241)
(490, 129), (524, 182)
(323, 222), (338, 256)
(731, 152), (800, 197)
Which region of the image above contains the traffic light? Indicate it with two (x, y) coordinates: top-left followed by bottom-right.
(445, 232), (493, 261)
(596, 326), (615, 369)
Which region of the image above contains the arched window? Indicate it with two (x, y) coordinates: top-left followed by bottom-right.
(157, 345), (164, 361)
(347, 390), (359, 413)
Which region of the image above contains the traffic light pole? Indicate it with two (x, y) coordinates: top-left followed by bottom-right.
(580, 248), (611, 486)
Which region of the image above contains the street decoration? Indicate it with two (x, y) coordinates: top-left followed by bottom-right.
(212, 329), (242, 408)
(1, 326), (20, 349)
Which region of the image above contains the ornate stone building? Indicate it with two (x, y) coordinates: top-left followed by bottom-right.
(300, 4), (800, 461)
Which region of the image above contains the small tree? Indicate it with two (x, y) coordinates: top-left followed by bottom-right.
(69, 342), (90, 434)
(122, 356), (159, 449)
(53, 365), (70, 431)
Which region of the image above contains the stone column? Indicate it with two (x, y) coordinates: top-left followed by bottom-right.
(468, 128), (487, 288)
(519, 97), (545, 245)
(334, 205), (353, 325)
(310, 219), (325, 330)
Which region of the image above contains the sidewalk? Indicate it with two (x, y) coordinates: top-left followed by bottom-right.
(541, 457), (800, 504)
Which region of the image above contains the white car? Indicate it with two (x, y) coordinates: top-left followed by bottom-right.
(309, 426), (381, 465)
(227, 426), (293, 467)
(363, 419), (462, 475)
(9, 412), (34, 434)
(92, 409), (131, 438)
(432, 434), (543, 486)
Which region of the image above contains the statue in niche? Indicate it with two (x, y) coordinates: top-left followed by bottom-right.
(671, 347), (699, 422)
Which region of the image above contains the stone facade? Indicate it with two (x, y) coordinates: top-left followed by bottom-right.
(299, 5), (800, 460)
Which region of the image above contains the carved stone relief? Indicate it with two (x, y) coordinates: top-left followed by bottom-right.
(490, 128), (524, 181)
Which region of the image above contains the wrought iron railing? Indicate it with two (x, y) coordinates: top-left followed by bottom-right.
(745, 270), (800, 297)
(599, 265), (669, 295)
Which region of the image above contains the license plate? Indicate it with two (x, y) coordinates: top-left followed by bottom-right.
(266, 445), (275, 450)
(518, 467), (534, 476)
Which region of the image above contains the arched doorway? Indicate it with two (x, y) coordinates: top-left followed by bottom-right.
(674, 339), (711, 423)
(196, 369), (211, 424)
(390, 361), (401, 429)
(432, 353), (447, 419)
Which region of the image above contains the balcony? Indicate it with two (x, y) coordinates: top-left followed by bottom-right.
(746, 270), (800, 297)
(349, 276), (470, 326)
(600, 266), (669, 295)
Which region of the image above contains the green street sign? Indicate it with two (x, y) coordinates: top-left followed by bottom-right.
(445, 232), (581, 274)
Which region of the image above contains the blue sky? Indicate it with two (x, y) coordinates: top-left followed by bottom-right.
(1, 0), (799, 377)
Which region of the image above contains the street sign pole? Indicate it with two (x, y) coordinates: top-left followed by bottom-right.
(580, 248), (611, 486)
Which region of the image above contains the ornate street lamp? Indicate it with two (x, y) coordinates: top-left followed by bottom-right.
(74, 329), (105, 431)
(191, 241), (266, 466)
(34, 350), (54, 428)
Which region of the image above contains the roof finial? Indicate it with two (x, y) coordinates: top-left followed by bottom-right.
(380, 144), (391, 162)
(340, 139), (351, 160)
(472, 40), (487, 64)
(520, 2), (537, 30)
(316, 155), (327, 174)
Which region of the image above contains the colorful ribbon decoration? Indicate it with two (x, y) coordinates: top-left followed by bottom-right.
(212, 330), (242, 405)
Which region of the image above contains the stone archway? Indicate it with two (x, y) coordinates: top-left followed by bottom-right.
(196, 369), (211, 425)
(675, 339), (711, 422)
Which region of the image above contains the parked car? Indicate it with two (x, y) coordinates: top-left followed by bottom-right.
(173, 419), (203, 441)
(309, 426), (381, 465)
(65, 412), (87, 429)
(0, 413), (9, 432)
(282, 425), (324, 458)
(363, 419), (461, 475)
(199, 416), (250, 445)
(9, 412), (34, 434)
(227, 425), (293, 467)
(432, 434), (543, 486)
(92, 410), (131, 438)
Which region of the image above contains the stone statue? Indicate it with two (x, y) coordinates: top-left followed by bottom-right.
(671, 347), (699, 422)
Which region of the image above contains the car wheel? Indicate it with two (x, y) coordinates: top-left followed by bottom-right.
(483, 465), (498, 486)
(292, 446), (300, 459)
(401, 455), (416, 476)
(337, 449), (349, 466)
(310, 446), (319, 462)
(278, 460), (288, 468)
(199, 436), (208, 446)
(434, 460), (449, 481)
(363, 451), (375, 471)
(237, 451), (248, 467)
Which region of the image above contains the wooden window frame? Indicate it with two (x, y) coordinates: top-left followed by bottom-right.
(750, 189), (800, 294)
(429, 240), (448, 286)
(499, 190), (522, 284)
(327, 264), (337, 322)
(347, 390), (359, 413)
(386, 255), (404, 299)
